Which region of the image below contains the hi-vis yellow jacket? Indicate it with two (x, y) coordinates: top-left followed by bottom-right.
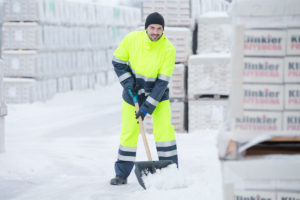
(112, 30), (176, 114)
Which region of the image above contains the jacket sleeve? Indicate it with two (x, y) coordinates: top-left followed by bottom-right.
(112, 34), (134, 89)
(141, 46), (176, 114)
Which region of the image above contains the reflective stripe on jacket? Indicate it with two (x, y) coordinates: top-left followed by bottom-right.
(112, 30), (176, 114)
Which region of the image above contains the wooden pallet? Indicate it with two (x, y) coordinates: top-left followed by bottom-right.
(225, 137), (300, 159)
(190, 94), (229, 100)
(268, 137), (300, 142)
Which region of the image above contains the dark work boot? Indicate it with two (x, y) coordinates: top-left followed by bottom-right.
(110, 176), (127, 185)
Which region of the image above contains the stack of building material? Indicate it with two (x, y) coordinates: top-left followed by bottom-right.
(197, 13), (231, 54)
(191, 0), (230, 18)
(169, 64), (185, 99)
(188, 99), (227, 131)
(188, 11), (231, 132)
(223, 159), (300, 200)
(230, 17), (300, 136)
(0, 60), (6, 116)
(142, 0), (191, 27)
(0, 2), (6, 152)
(1, 16), (56, 103)
(3, 78), (56, 103)
(0, 60), (7, 153)
(142, 0), (192, 133)
(188, 54), (231, 98)
(164, 27), (191, 64)
(1, 0), (141, 103)
(220, 0), (300, 199)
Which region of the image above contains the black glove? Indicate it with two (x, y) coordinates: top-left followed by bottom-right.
(135, 109), (147, 121)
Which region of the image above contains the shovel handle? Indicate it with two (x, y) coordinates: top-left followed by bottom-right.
(135, 103), (152, 161)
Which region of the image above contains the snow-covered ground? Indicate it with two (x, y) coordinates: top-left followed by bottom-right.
(0, 83), (223, 200)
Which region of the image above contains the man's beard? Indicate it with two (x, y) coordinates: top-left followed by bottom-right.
(147, 32), (162, 41)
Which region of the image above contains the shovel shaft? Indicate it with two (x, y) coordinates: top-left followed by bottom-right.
(135, 103), (152, 161)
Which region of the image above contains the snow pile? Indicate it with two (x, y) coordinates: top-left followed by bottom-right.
(143, 164), (187, 190)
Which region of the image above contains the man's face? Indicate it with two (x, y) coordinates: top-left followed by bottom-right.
(146, 24), (163, 41)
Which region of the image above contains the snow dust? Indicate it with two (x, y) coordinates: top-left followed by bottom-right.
(143, 163), (188, 190)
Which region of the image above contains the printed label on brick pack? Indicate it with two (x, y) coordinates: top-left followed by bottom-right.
(287, 29), (300, 55)
(243, 57), (283, 83)
(285, 84), (300, 110)
(244, 30), (286, 56)
(234, 190), (276, 200)
(284, 57), (300, 83)
(243, 84), (283, 110)
(233, 111), (282, 132)
(277, 192), (300, 200)
(284, 112), (300, 131)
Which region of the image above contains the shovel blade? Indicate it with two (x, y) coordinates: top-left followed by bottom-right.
(134, 160), (174, 189)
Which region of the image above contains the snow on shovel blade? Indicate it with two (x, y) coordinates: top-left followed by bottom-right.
(134, 160), (174, 189)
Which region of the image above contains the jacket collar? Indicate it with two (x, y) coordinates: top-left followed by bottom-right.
(143, 30), (165, 49)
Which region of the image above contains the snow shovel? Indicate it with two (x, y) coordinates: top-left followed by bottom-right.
(133, 102), (174, 190)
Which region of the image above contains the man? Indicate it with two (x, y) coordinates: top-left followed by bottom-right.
(110, 12), (178, 185)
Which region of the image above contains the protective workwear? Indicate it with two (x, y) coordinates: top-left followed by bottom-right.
(112, 30), (178, 179)
(135, 109), (146, 121)
(114, 100), (178, 178)
(112, 30), (175, 114)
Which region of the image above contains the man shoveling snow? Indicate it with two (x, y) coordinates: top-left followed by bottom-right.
(110, 12), (178, 186)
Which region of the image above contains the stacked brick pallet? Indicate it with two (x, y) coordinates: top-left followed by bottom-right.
(221, 0), (300, 199)
(230, 3), (300, 138)
(188, 12), (232, 132)
(191, 0), (230, 17)
(0, 2), (6, 152)
(0, 60), (7, 153)
(1, 0), (141, 103)
(142, 0), (191, 27)
(142, 0), (191, 133)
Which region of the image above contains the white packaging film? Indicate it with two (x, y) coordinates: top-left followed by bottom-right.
(189, 100), (228, 132)
(243, 29), (286, 56)
(3, 78), (57, 103)
(230, 22), (300, 135)
(2, 22), (41, 50)
(234, 191), (276, 200)
(284, 84), (300, 110)
(232, 110), (282, 132)
(2, 0), (141, 103)
(242, 57), (284, 83)
(188, 54), (231, 97)
(169, 64), (185, 99)
(242, 84), (284, 111)
(0, 117), (4, 153)
(287, 29), (300, 55)
(142, 0), (191, 27)
(284, 57), (300, 83)
(164, 27), (191, 63)
(0, 60), (7, 116)
(283, 111), (300, 132)
(197, 13), (232, 54)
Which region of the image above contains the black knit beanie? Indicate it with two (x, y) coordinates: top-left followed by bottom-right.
(145, 12), (164, 30)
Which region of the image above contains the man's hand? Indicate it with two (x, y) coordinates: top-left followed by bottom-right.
(128, 84), (137, 96)
(135, 109), (147, 121)
(128, 85), (138, 103)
